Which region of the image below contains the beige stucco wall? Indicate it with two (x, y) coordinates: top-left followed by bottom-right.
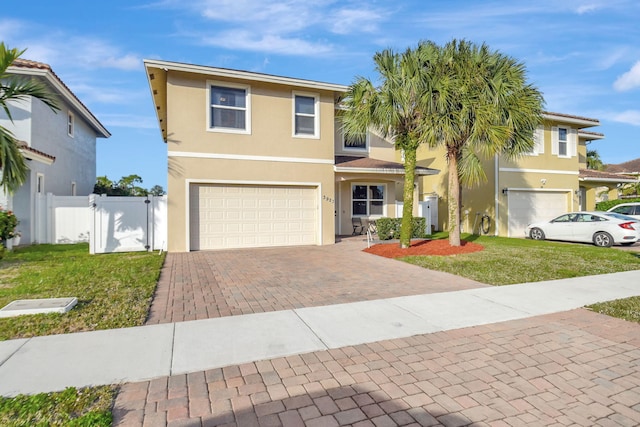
(413, 119), (591, 236)
(165, 71), (337, 252)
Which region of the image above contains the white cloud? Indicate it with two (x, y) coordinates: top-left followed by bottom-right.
(611, 110), (640, 126)
(330, 8), (383, 35)
(0, 19), (25, 41)
(202, 31), (333, 56)
(155, 0), (385, 55)
(576, 3), (600, 14)
(99, 114), (159, 129)
(614, 60), (640, 91)
(0, 18), (141, 72)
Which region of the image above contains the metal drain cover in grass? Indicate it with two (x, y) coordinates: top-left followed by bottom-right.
(0, 297), (78, 318)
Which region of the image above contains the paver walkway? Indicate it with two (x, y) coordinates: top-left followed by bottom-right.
(114, 309), (640, 426)
(146, 240), (485, 324)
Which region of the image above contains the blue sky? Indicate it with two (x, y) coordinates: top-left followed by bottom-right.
(2, 0), (640, 190)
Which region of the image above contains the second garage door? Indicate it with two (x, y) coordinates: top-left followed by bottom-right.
(507, 191), (569, 238)
(190, 184), (318, 250)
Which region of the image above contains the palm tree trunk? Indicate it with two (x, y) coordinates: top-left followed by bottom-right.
(400, 147), (417, 248)
(448, 153), (462, 246)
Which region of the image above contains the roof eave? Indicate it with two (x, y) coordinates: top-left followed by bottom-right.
(579, 177), (638, 183)
(19, 148), (55, 165)
(334, 166), (438, 175)
(542, 112), (600, 128)
(143, 59), (349, 93)
(7, 66), (111, 138)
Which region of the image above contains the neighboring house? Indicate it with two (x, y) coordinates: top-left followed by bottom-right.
(414, 112), (636, 237)
(0, 59), (110, 244)
(144, 60), (437, 252)
(606, 157), (640, 178)
(604, 158), (640, 198)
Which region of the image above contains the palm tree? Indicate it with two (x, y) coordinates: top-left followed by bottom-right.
(339, 46), (433, 248)
(586, 149), (604, 170)
(420, 40), (544, 246)
(0, 43), (59, 192)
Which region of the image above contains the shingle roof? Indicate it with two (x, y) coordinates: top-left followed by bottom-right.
(335, 156), (438, 175)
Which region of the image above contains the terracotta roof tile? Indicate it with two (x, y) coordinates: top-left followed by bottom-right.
(8, 58), (110, 137)
(544, 111), (600, 124)
(579, 168), (636, 181)
(16, 140), (56, 162)
(605, 158), (640, 174)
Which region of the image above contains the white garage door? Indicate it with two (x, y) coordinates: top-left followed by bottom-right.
(190, 184), (318, 250)
(507, 191), (569, 238)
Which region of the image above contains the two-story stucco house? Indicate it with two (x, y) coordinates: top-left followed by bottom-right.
(145, 59), (633, 251)
(414, 112), (635, 237)
(144, 60), (437, 252)
(0, 59), (110, 244)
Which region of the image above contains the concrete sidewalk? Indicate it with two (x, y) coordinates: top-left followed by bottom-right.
(1, 270), (639, 397)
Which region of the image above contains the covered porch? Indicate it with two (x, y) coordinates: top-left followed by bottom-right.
(333, 156), (439, 236)
(578, 169), (638, 209)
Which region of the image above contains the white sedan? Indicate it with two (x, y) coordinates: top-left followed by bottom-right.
(526, 211), (640, 247)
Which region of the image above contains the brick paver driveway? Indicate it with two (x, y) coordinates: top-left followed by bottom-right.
(112, 239), (640, 426)
(146, 239), (485, 324)
(115, 309), (640, 426)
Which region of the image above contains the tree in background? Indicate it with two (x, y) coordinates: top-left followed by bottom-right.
(0, 43), (59, 192)
(586, 149), (605, 170)
(149, 185), (165, 196)
(419, 40), (544, 246)
(93, 175), (165, 196)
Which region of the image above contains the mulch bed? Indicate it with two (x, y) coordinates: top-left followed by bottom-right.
(363, 239), (485, 258)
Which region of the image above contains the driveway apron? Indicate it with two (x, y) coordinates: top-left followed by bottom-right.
(145, 239), (487, 325)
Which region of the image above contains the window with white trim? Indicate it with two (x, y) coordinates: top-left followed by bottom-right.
(558, 127), (568, 157)
(293, 92), (319, 138)
(208, 81), (251, 133)
(342, 129), (368, 151)
(552, 126), (575, 158)
(67, 111), (74, 137)
(352, 184), (384, 217)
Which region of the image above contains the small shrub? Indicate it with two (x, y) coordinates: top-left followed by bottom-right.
(376, 217), (428, 240)
(0, 207), (19, 247)
(596, 197), (640, 211)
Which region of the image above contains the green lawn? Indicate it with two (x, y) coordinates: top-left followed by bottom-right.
(0, 243), (165, 341)
(402, 235), (640, 286)
(0, 386), (114, 427)
(0, 239), (638, 426)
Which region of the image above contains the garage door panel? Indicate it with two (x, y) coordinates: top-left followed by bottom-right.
(190, 184), (318, 250)
(508, 191), (568, 238)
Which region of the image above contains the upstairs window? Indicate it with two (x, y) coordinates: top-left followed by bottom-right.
(552, 126), (576, 158)
(293, 92), (319, 138)
(558, 127), (568, 157)
(67, 111), (74, 137)
(342, 131), (368, 151)
(208, 82), (251, 134)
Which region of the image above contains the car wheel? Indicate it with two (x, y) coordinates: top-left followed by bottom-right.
(593, 232), (613, 247)
(529, 227), (545, 240)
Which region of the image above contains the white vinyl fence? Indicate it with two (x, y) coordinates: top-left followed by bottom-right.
(34, 193), (167, 254)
